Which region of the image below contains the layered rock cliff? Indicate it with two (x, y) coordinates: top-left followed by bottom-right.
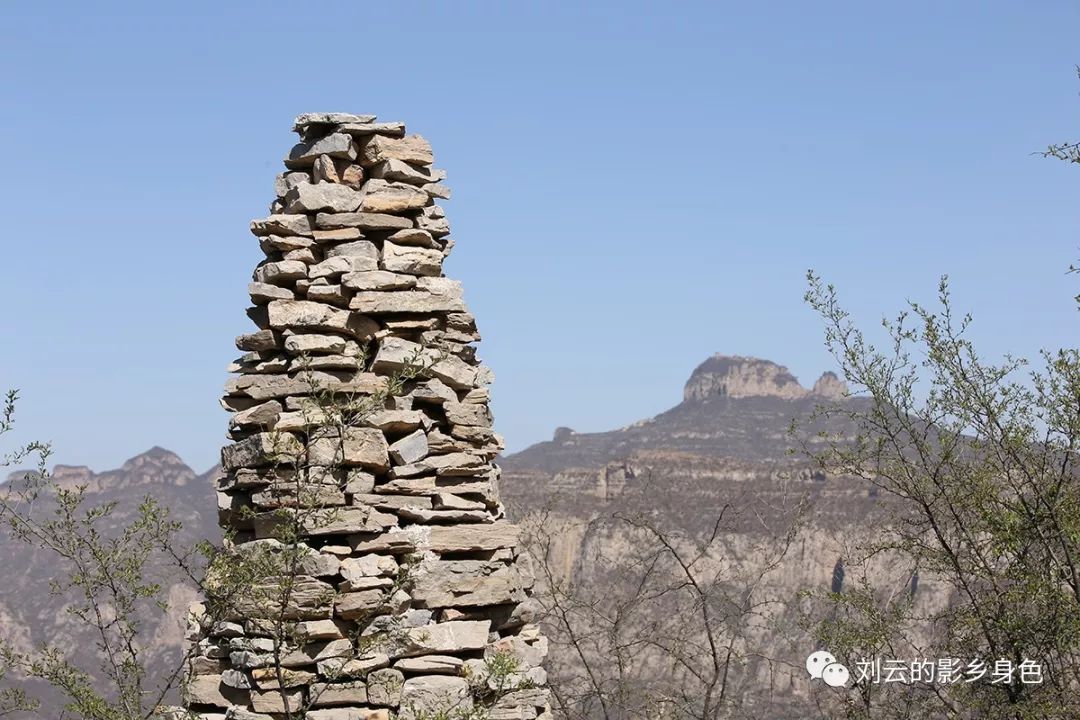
(683, 355), (848, 402)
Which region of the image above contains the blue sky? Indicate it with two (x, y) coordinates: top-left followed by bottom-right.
(1, 1), (1078, 473)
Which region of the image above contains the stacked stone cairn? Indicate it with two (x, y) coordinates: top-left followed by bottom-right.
(180, 113), (549, 720)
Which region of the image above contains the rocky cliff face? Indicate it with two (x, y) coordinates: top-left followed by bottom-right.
(500, 356), (940, 717)
(683, 354), (849, 402)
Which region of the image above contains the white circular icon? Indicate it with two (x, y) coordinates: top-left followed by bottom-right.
(822, 661), (851, 687)
(805, 650), (836, 679)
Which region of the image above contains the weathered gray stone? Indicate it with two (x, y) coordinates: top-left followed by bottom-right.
(294, 112), (376, 129)
(221, 432), (302, 470)
(358, 179), (429, 214)
(444, 402), (492, 427)
(251, 214), (315, 237)
(294, 506), (398, 536)
(486, 630), (548, 670)
(369, 158), (436, 185)
(340, 164), (365, 187)
(283, 334), (349, 355)
(353, 494), (433, 512)
(287, 133), (356, 168)
(341, 270), (417, 291)
(428, 355), (481, 390)
(381, 242), (442, 276)
(416, 205), (450, 236)
(390, 452), (487, 478)
(422, 182), (451, 200)
(254, 260), (308, 285)
(285, 183), (364, 213)
(298, 548), (342, 576)
(309, 255), (377, 280)
(432, 493), (486, 511)
(296, 619), (345, 641)
(326, 651), (391, 679)
(278, 638), (352, 667)
(409, 378), (457, 405)
(266, 300), (378, 339)
(358, 134), (433, 167)
(386, 227), (440, 249)
(250, 667), (315, 689)
(344, 469), (376, 494)
(366, 667), (404, 706)
(427, 523), (520, 552)
(325, 239), (378, 259)
(284, 245), (316, 262)
(276, 171), (311, 197)
(392, 655), (464, 674)
(375, 620), (490, 658)
(315, 212), (413, 231)
(230, 400), (282, 429)
(230, 576), (335, 620)
(389, 429), (429, 465)
(226, 372), (385, 401)
(411, 559), (524, 608)
(349, 276), (465, 315)
(340, 554), (399, 584)
(182, 675), (248, 708)
(398, 507), (490, 523)
(226, 709), (274, 720)
(312, 155), (341, 184)
(310, 681), (368, 707)
(251, 688), (303, 713)
(362, 409), (427, 433)
(309, 427), (389, 469)
(235, 329), (281, 352)
(339, 121), (406, 137)
(350, 527), (427, 554)
(306, 709), (389, 720)
(249, 282), (295, 302)
(306, 284), (348, 306)
(262, 234), (315, 252)
(399, 676), (471, 719)
(312, 227), (363, 243)
(334, 589), (388, 620)
(492, 688), (551, 710)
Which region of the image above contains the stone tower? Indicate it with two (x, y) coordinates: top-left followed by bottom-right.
(181, 114), (549, 719)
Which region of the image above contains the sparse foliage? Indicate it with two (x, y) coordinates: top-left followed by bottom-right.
(523, 471), (807, 720)
(798, 271), (1080, 719)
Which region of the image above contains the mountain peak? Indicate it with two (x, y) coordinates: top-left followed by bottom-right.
(120, 446), (186, 472)
(811, 371), (848, 401)
(683, 355), (848, 402)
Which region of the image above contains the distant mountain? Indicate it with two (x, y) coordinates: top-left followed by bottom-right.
(506, 355), (856, 475)
(0, 449), (220, 718)
(499, 355), (902, 717)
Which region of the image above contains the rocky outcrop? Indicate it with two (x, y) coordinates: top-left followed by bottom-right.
(811, 370), (848, 400)
(181, 114), (548, 719)
(683, 354), (849, 402)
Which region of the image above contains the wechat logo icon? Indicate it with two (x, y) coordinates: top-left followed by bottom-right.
(806, 649), (850, 687)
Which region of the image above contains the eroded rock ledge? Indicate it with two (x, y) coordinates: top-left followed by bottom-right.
(683, 354), (848, 402)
